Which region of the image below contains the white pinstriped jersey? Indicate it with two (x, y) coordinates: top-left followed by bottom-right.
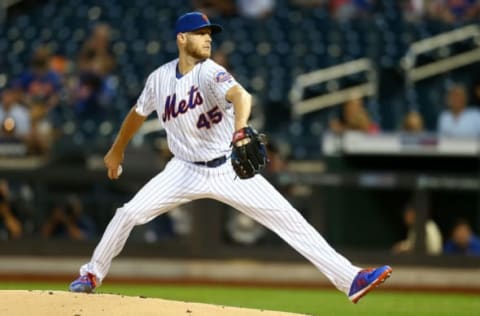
(136, 58), (238, 162)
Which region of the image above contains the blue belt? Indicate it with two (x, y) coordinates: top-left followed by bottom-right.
(193, 155), (227, 168)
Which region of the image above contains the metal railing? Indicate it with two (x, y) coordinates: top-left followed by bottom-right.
(289, 58), (378, 117)
(401, 24), (480, 84)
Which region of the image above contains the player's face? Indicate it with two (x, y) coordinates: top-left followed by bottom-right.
(185, 28), (212, 60)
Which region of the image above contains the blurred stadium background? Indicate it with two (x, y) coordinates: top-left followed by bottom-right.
(1, 0), (480, 295)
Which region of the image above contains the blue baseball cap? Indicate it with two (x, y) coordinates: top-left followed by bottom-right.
(175, 12), (223, 35)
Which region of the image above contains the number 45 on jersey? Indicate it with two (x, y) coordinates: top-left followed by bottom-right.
(197, 106), (222, 129)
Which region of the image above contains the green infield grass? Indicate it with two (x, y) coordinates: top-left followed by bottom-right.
(0, 281), (479, 316)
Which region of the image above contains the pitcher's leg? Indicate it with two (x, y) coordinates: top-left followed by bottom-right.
(212, 174), (360, 294)
(78, 159), (203, 284)
(80, 205), (148, 282)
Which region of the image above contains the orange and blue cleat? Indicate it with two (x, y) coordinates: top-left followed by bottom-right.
(69, 273), (97, 293)
(348, 265), (392, 303)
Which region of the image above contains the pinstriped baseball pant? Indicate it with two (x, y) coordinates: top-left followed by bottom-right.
(79, 157), (360, 294)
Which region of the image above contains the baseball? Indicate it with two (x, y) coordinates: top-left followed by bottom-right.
(117, 165), (123, 176)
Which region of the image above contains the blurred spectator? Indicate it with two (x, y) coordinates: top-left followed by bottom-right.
(71, 72), (108, 123)
(13, 182), (36, 237)
(401, 110), (424, 133)
(14, 45), (62, 118)
(41, 195), (96, 240)
(77, 23), (116, 78)
(0, 179), (23, 240)
(49, 51), (75, 104)
(0, 86), (31, 141)
(13, 45), (62, 155)
(168, 207), (193, 237)
(226, 209), (267, 245)
(75, 23), (117, 127)
(143, 216), (174, 243)
(392, 205), (443, 255)
(192, 0), (237, 16)
(428, 0), (480, 24)
(400, 0), (431, 22)
(143, 206), (192, 243)
(329, 98), (380, 134)
(437, 84), (480, 137)
(236, 0), (276, 19)
(444, 218), (480, 256)
(50, 53), (73, 78)
(329, 0), (377, 22)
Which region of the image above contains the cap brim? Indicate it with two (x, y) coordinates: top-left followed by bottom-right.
(209, 24), (223, 34)
(192, 24), (223, 34)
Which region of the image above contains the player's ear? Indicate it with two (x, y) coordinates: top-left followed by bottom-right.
(177, 32), (187, 44)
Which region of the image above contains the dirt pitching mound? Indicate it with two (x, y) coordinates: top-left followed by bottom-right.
(0, 290), (306, 316)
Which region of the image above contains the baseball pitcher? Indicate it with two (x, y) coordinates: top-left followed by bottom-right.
(69, 12), (392, 303)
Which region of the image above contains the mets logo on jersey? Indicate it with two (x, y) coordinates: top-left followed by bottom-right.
(215, 71), (232, 83)
(162, 85), (204, 122)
